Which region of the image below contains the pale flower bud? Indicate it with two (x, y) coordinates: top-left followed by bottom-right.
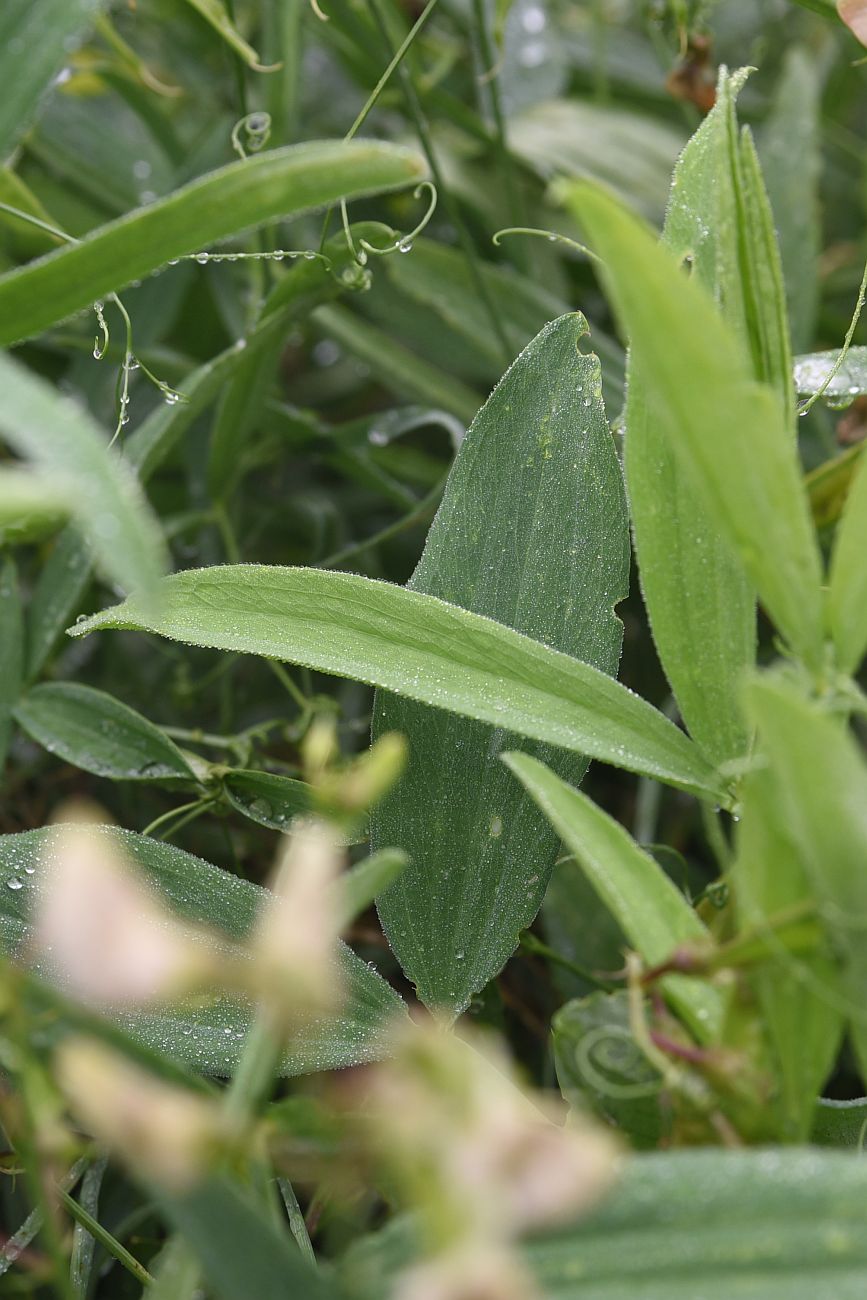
(366, 1018), (618, 1244)
(57, 1038), (225, 1190)
(251, 816), (343, 1020)
(33, 817), (220, 1009)
(396, 1243), (538, 1300)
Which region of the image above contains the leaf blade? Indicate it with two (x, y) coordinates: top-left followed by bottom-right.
(69, 565), (724, 801)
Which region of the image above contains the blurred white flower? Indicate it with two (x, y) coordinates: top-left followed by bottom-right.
(396, 1242), (538, 1300)
(33, 813), (221, 1008)
(251, 816), (343, 1020)
(57, 1038), (225, 1190)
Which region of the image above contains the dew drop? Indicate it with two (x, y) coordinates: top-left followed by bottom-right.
(6, 877), (23, 891)
(195, 252), (210, 265)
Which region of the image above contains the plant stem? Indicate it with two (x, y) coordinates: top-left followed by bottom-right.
(58, 1188), (153, 1288)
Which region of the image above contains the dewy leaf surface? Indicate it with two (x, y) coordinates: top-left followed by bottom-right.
(0, 827), (403, 1077)
(14, 683), (197, 784)
(505, 752), (722, 1042)
(371, 314), (630, 1012)
(625, 71), (758, 766)
(70, 566), (723, 801)
(566, 182), (825, 670)
(0, 141), (425, 345)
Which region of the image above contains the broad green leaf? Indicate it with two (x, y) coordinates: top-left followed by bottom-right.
(372, 314), (630, 1011)
(746, 674), (867, 1080)
(222, 769), (314, 830)
(0, 827), (404, 1076)
(312, 302), (481, 425)
(794, 347), (867, 401)
(553, 991), (665, 1149)
(342, 1150), (867, 1300)
(0, 141), (425, 346)
(158, 1180), (336, 1300)
(566, 181), (825, 669)
(760, 47), (823, 351)
(0, 557), (23, 771)
(25, 528), (93, 683)
(180, 0), (271, 70)
(828, 445), (867, 672)
(0, 0), (103, 161)
(625, 71), (759, 765)
(504, 752), (722, 1041)
(14, 682), (197, 783)
(732, 765), (844, 1141)
(813, 1097), (867, 1148)
(69, 566), (724, 801)
(527, 1148), (867, 1298)
(0, 352), (166, 599)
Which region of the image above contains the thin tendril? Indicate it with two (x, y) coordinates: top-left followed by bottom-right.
(358, 181), (437, 257)
(230, 110), (272, 161)
(799, 250), (867, 416)
(309, 0), (329, 20)
(493, 226), (602, 262)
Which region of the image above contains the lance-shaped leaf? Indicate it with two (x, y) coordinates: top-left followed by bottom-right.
(746, 673), (867, 1079)
(0, 557), (23, 771)
(0, 352), (165, 599)
(0, 140), (425, 346)
(828, 446), (867, 673)
(371, 314), (629, 1012)
(731, 765), (845, 1141)
(566, 181), (825, 671)
(14, 683), (197, 784)
(69, 566), (723, 802)
(625, 70), (765, 766)
(0, 826), (403, 1077)
(504, 752), (722, 1043)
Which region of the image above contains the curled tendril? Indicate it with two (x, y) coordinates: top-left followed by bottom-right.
(356, 181), (438, 258)
(309, 0), (329, 20)
(492, 226), (601, 263)
(231, 111), (272, 161)
(92, 301), (110, 360)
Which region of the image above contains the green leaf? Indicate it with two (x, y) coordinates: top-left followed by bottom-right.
(564, 181), (825, 670)
(553, 991), (665, 1149)
(0, 557), (23, 771)
(731, 765), (845, 1141)
(14, 682), (197, 783)
(746, 673), (867, 1080)
(0, 826), (404, 1077)
(812, 1097), (867, 1149)
(625, 71), (758, 765)
(527, 1148), (867, 1298)
(0, 0), (103, 161)
(342, 1150), (867, 1299)
(69, 566), (723, 801)
(0, 141), (425, 346)
(0, 468), (69, 541)
(828, 445), (867, 672)
(338, 849), (408, 930)
(222, 769), (314, 830)
(504, 752), (723, 1042)
(541, 855), (626, 1001)
(760, 47), (823, 351)
(158, 1179), (337, 1300)
(372, 314), (630, 1011)
(0, 352), (166, 599)
(794, 348), (867, 402)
